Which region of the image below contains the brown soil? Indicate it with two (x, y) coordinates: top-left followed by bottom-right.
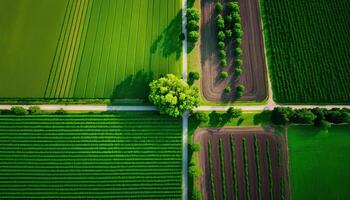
(193, 127), (290, 200)
(200, 0), (267, 102)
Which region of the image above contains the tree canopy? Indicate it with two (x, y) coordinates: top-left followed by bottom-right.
(149, 74), (199, 117)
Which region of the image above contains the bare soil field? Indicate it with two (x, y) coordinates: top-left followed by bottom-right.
(200, 0), (267, 102)
(194, 127), (290, 200)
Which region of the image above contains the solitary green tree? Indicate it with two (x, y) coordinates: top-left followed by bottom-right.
(149, 74), (199, 117)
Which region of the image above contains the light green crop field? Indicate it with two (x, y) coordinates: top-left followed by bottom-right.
(0, 113), (182, 199)
(0, 0), (182, 99)
(288, 125), (350, 200)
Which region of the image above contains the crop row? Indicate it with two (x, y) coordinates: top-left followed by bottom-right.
(219, 139), (226, 200)
(266, 140), (274, 200)
(230, 136), (239, 199)
(261, 0), (350, 103)
(208, 139), (216, 200)
(242, 138), (251, 200)
(0, 113), (182, 199)
(254, 136), (262, 200)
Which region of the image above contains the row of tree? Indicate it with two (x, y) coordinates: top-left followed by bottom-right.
(215, 1), (245, 97)
(271, 107), (350, 129)
(186, 8), (200, 43)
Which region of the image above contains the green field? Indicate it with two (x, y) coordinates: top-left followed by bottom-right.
(0, 0), (182, 99)
(0, 113), (182, 199)
(261, 0), (350, 103)
(288, 125), (350, 199)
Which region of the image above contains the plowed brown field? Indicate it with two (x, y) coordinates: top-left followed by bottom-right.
(200, 0), (267, 102)
(194, 127), (290, 200)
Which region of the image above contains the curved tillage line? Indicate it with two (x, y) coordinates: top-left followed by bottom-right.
(56, 0), (87, 97)
(55, 0), (84, 97)
(62, 0), (91, 98)
(44, 0), (74, 98)
(50, 0), (80, 98)
(68, 0), (95, 97)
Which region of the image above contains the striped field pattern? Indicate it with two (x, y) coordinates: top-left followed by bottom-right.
(45, 0), (182, 99)
(0, 113), (182, 199)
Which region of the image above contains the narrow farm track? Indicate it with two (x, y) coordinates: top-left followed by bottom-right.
(0, 113), (182, 199)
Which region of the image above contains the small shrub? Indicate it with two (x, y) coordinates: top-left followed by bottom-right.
(234, 47), (243, 57)
(10, 106), (28, 115)
(189, 72), (200, 80)
(228, 2), (239, 12)
(234, 38), (242, 47)
(232, 13), (241, 22)
(227, 107), (242, 118)
(224, 86), (232, 93)
(215, 2), (223, 13)
(220, 71), (229, 79)
(189, 165), (201, 177)
(218, 41), (225, 49)
(235, 68), (242, 77)
(193, 112), (209, 123)
(225, 15), (233, 24)
(188, 31), (199, 42)
(186, 8), (200, 21)
(55, 108), (67, 115)
(234, 22), (242, 30)
(220, 59), (227, 67)
(218, 31), (226, 41)
(236, 91), (243, 98)
(28, 106), (41, 115)
(225, 29), (233, 39)
(218, 50), (227, 58)
(190, 143), (201, 152)
(187, 20), (199, 31)
(216, 15), (225, 30)
(237, 84), (245, 92)
(235, 29), (243, 38)
(234, 58), (243, 67)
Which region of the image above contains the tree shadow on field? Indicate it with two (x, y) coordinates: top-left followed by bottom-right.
(150, 10), (182, 60)
(111, 70), (154, 99)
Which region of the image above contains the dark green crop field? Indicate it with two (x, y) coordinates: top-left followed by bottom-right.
(288, 125), (350, 199)
(0, 113), (182, 199)
(261, 0), (350, 103)
(0, 0), (182, 99)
